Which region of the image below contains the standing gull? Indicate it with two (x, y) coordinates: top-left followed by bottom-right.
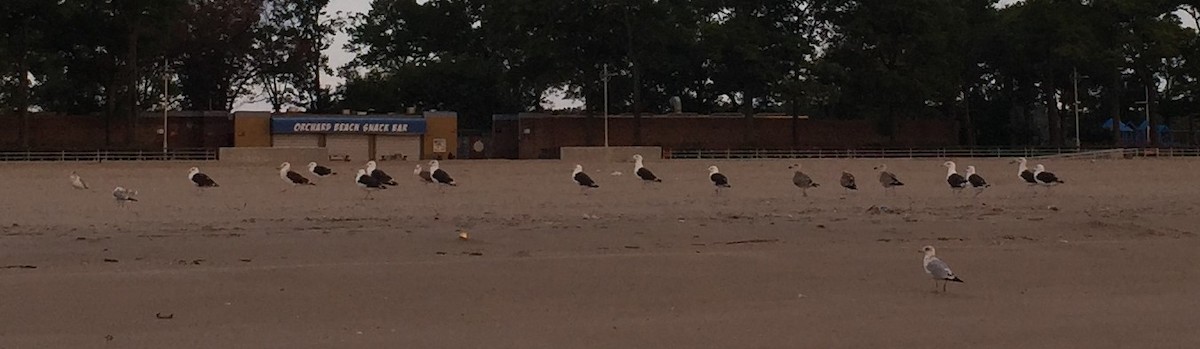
(788, 164), (819, 197)
(188, 167), (219, 189)
(840, 170), (858, 194)
(429, 160), (457, 187)
(943, 161), (968, 194)
(632, 154), (661, 183)
(873, 164), (904, 195)
(1034, 164), (1064, 187)
(572, 164), (600, 194)
(708, 165), (731, 195)
(69, 171), (89, 190)
(278, 162), (316, 189)
(366, 160), (398, 186)
(965, 165), (990, 197)
(921, 245), (964, 293)
(355, 169), (387, 199)
(1012, 157), (1038, 190)
(414, 164), (434, 184)
(308, 162), (337, 178)
(112, 187), (138, 207)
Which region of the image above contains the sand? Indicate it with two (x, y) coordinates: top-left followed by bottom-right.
(0, 158), (1198, 348)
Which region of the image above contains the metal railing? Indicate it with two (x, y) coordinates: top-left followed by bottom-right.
(665, 147), (1200, 160)
(0, 149), (218, 162)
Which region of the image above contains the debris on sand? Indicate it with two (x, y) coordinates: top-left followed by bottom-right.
(155, 313), (174, 320)
(1, 265), (36, 269)
(724, 238), (781, 245)
(866, 205), (895, 215)
(458, 230), (470, 241)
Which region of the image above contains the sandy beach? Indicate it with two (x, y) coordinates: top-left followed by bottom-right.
(1, 158), (1198, 348)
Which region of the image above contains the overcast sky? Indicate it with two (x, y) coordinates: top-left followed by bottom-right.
(231, 0), (1057, 112)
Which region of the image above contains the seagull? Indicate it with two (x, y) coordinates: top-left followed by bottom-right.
(112, 186), (138, 207)
(632, 154), (661, 183)
(840, 170), (858, 194)
(943, 161), (968, 194)
(69, 171), (89, 190)
(1011, 157), (1038, 190)
(188, 167), (219, 189)
(921, 245), (964, 293)
(873, 164), (904, 195)
(429, 160), (456, 187)
(1034, 164), (1064, 187)
(366, 160), (398, 186)
(355, 169), (387, 199)
(278, 162), (315, 189)
(788, 164), (818, 197)
(308, 162), (336, 178)
(414, 164), (433, 184)
(572, 164), (599, 194)
(708, 165), (730, 195)
(965, 165), (989, 197)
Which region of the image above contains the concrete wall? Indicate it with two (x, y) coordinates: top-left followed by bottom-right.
(219, 147), (328, 164)
(560, 146), (663, 162)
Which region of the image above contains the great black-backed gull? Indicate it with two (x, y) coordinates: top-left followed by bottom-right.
(708, 165), (730, 195)
(840, 170), (858, 193)
(943, 161), (968, 194)
(632, 154), (661, 183)
(921, 245), (964, 293)
(873, 164), (904, 195)
(278, 162), (315, 188)
(308, 162), (336, 177)
(188, 167), (219, 188)
(1034, 164), (1064, 186)
(429, 160), (456, 187)
(414, 164), (434, 184)
(355, 169), (387, 199)
(965, 165), (990, 196)
(572, 164), (599, 193)
(112, 187), (138, 207)
(788, 164), (818, 197)
(1012, 157), (1038, 188)
(366, 160), (398, 186)
(69, 171), (89, 190)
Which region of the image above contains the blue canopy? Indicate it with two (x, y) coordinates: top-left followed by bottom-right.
(1102, 118), (1134, 132)
(1135, 119), (1170, 132)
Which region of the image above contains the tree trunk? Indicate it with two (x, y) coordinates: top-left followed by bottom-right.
(963, 89), (976, 147)
(623, 5), (642, 146)
(126, 18), (140, 147)
(15, 25), (31, 150)
(1042, 81), (1061, 146)
(1107, 72), (1122, 146)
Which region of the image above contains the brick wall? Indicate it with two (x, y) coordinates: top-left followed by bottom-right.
(494, 114), (958, 159)
(0, 112), (233, 151)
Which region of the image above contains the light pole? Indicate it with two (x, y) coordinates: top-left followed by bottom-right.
(1143, 85), (1151, 145)
(1135, 86), (1150, 147)
(162, 57), (169, 154)
(601, 64), (614, 147)
(1071, 68), (1088, 149)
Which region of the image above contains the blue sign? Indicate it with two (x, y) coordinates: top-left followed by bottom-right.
(272, 116), (427, 135)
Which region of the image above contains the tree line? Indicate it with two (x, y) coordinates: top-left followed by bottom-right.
(4, 0), (1200, 148)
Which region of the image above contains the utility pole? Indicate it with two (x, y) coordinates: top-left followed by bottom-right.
(1071, 68), (1086, 149)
